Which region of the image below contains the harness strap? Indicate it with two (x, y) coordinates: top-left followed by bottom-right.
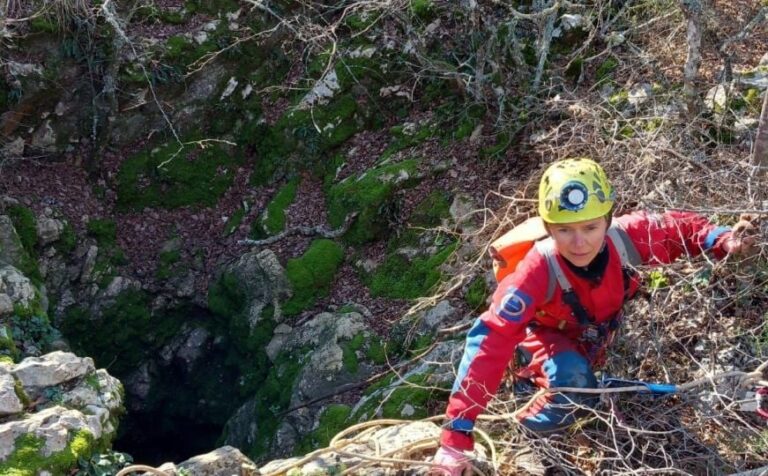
(534, 224), (642, 328)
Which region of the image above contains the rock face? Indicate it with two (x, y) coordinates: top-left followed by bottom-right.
(229, 249), (292, 325)
(223, 310), (380, 460)
(155, 446), (258, 476)
(0, 265), (37, 311)
(0, 217), (26, 270)
(260, 421), (445, 476)
(0, 352), (123, 474)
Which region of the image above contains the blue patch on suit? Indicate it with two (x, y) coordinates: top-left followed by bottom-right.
(451, 319), (490, 394)
(497, 286), (533, 322)
(704, 226), (730, 250)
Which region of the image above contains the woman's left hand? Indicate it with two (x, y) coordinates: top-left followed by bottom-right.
(723, 214), (759, 256)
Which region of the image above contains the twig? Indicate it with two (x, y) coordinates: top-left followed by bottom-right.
(237, 212), (358, 246)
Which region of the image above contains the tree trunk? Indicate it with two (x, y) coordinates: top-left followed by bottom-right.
(754, 89), (768, 170)
(680, 0), (703, 118)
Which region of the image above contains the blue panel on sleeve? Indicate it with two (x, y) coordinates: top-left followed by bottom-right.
(704, 226), (730, 250)
(497, 286), (533, 323)
(447, 418), (475, 432)
(451, 319), (490, 394)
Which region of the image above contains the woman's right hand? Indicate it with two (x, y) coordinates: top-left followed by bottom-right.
(430, 445), (472, 476)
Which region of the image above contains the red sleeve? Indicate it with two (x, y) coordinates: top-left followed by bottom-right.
(616, 210), (733, 264)
(440, 249), (549, 450)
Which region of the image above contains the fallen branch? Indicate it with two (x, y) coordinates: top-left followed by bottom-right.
(237, 212), (358, 246)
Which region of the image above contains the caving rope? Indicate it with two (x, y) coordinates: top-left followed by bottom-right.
(113, 360), (768, 476)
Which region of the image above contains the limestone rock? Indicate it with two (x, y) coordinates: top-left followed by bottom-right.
(0, 217), (26, 269)
(449, 193), (477, 231)
(13, 351), (95, 391)
(0, 265), (37, 310)
(0, 294), (13, 316)
(36, 217), (64, 246)
(0, 372), (23, 416)
(155, 446), (257, 476)
(80, 245), (98, 282)
(418, 300), (457, 334)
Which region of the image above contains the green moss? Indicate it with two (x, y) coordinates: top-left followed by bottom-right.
(208, 272), (247, 320)
(13, 378), (30, 408)
(366, 338), (388, 365)
(84, 219), (127, 287)
(0, 325), (18, 360)
(326, 160), (420, 244)
(368, 241), (458, 299)
(297, 404), (352, 454)
(465, 278), (489, 312)
(481, 132), (511, 159)
(410, 0), (436, 20)
(86, 219), (117, 248)
(364, 373), (396, 396)
(411, 191), (451, 227)
(30, 17), (58, 33)
(117, 142), (239, 210)
(596, 57), (619, 82)
(341, 334), (366, 373)
(61, 290), (182, 377)
(380, 374), (436, 418)
(0, 430), (97, 475)
(236, 348), (307, 460)
(55, 222), (77, 254)
(223, 207), (246, 237)
(609, 89), (629, 107)
(744, 88), (762, 113)
(7, 206), (37, 254)
(156, 249), (181, 279)
(250, 95), (361, 186)
(184, 0), (240, 14)
(256, 179), (299, 236)
(283, 239), (345, 316)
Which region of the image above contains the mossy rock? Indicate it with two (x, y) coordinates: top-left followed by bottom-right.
(368, 241), (457, 299)
(465, 277), (489, 312)
(235, 348), (309, 460)
(0, 431), (98, 476)
(352, 372), (445, 421)
(596, 57), (619, 83)
(61, 290), (183, 377)
(326, 159), (420, 244)
(6, 205), (41, 284)
(250, 95), (362, 186)
(282, 239), (345, 316)
(116, 141), (239, 210)
(296, 404), (352, 454)
(252, 179), (299, 238)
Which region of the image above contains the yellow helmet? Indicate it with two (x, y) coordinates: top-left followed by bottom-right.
(538, 158), (615, 224)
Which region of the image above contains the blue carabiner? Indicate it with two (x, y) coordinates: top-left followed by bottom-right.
(601, 376), (678, 395)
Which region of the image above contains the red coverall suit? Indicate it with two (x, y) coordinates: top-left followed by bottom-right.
(441, 211), (734, 451)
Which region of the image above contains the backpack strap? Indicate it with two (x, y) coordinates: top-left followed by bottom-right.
(535, 239), (594, 327)
(606, 224), (642, 267)
(534, 239), (570, 299)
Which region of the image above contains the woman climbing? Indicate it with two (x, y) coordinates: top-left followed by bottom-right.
(431, 158), (757, 475)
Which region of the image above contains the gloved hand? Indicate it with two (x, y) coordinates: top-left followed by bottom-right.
(430, 445), (472, 476)
(723, 214), (759, 256)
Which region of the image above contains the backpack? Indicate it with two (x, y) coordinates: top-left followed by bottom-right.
(489, 217), (642, 303)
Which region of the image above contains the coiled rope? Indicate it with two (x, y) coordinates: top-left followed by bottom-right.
(113, 360), (768, 476)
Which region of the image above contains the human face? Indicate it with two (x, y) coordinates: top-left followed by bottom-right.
(547, 217), (609, 267)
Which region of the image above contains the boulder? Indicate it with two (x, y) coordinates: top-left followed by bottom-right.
(0, 265), (37, 310)
(0, 372), (23, 416)
(13, 351), (94, 391)
(156, 446), (258, 476)
(0, 217), (26, 269)
(36, 217), (64, 246)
